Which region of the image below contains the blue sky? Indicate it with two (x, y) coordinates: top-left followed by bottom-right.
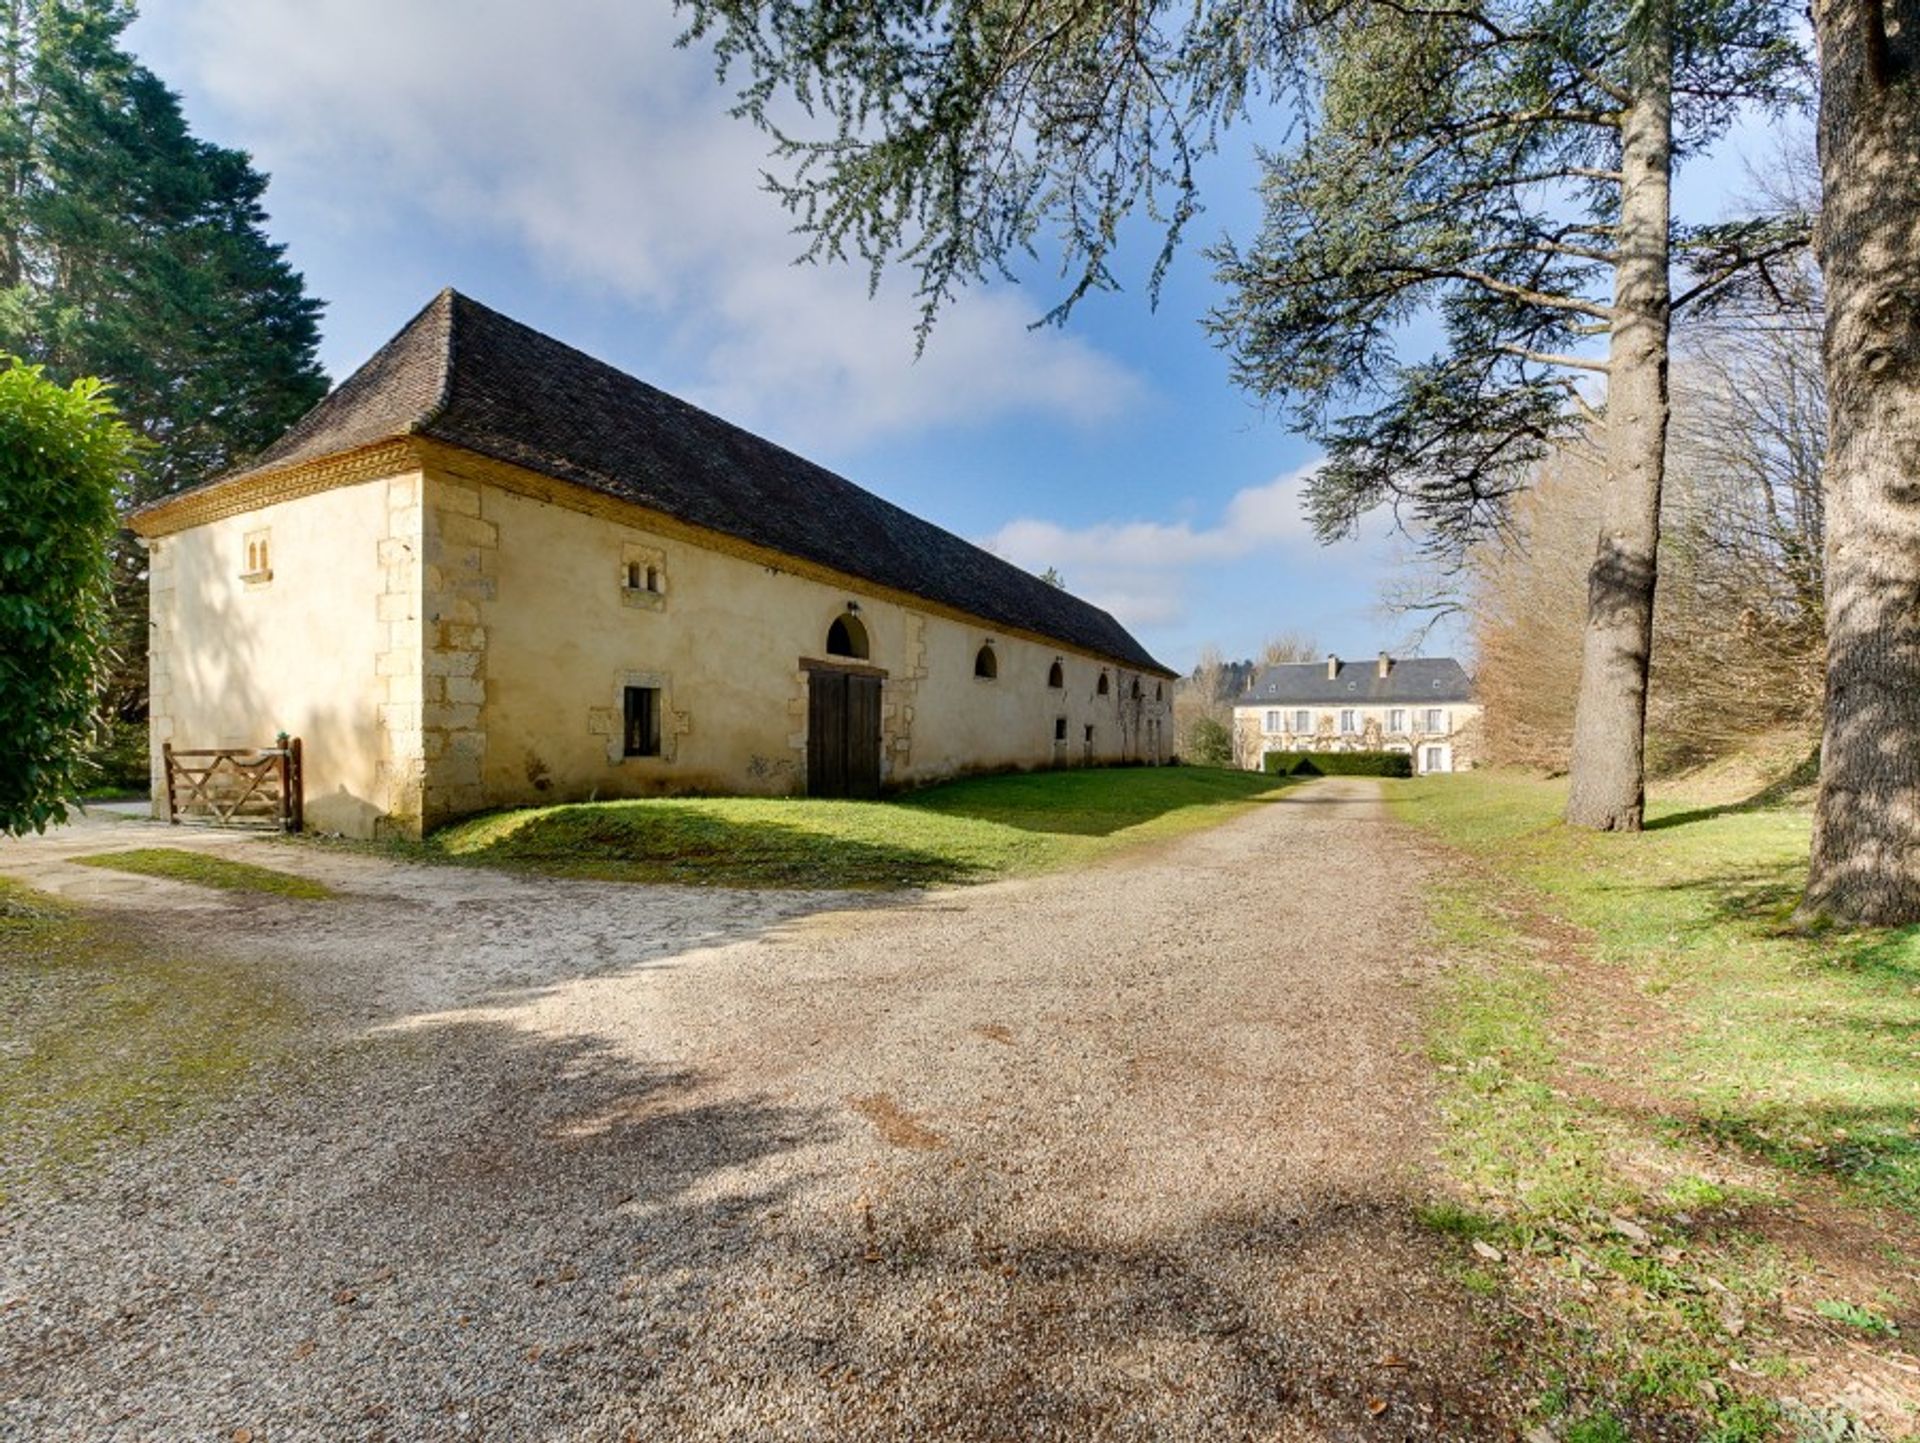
(127, 2), (1798, 673)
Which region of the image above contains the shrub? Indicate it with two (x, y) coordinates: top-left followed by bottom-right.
(0, 360), (138, 834)
(88, 718), (150, 795)
(1186, 715), (1234, 767)
(1263, 749), (1413, 778)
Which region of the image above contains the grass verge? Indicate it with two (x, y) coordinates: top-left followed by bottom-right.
(0, 877), (295, 1202)
(429, 766), (1289, 889)
(1394, 772), (1920, 1440)
(72, 847), (335, 899)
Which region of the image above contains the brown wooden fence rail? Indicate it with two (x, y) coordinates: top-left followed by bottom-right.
(162, 737), (303, 832)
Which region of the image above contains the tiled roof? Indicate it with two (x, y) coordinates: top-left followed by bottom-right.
(152, 289), (1173, 676)
(1237, 657), (1474, 705)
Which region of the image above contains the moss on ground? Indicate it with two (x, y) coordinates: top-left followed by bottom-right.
(71, 847), (334, 900)
(0, 876), (296, 1202)
(432, 766), (1290, 889)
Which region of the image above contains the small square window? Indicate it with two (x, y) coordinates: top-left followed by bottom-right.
(1054, 717), (1068, 742)
(1083, 725), (1094, 743)
(623, 686), (661, 757)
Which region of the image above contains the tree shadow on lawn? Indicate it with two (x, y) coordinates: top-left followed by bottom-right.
(1642, 748), (1821, 833)
(898, 766), (1291, 837)
(446, 804), (1010, 888)
(1686, 1099), (1920, 1217)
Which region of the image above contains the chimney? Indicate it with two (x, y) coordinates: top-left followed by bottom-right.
(1377, 651), (1391, 679)
(1326, 653), (1339, 680)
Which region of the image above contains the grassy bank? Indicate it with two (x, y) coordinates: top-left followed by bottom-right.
(1394, 773), (1920, 1439)
(73, 847), (335, 899)
(432, 766), (1288, 889)
(0, 878), (295, 1202)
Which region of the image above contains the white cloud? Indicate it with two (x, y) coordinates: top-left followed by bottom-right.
(983, 463), (1343, 629)
(137, 0), (1145, 449)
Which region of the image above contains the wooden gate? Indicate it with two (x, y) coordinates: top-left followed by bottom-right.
(806, 666), (882, 799)
(162, 737), (304, 831)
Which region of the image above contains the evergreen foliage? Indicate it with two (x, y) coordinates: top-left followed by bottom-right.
(1204, 0), (1807, 558)
(0, 1), (327, 716)
(0, 356), (137, 833)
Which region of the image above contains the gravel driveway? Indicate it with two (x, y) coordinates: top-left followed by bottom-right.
(1, 778), (1526, 1440)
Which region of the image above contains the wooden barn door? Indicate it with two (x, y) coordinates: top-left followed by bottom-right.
(808, 668), (882, 799)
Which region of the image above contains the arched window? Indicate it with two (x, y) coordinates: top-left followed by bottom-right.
(826, 613), (869, 660)
(974, 644), (998, 679)
(1130, 678), (1142, 700)
(646, 565), (662, 593)
(1096, 671), (1110, 696)
(1155, 682), (1164, 701)
(1047, 660), (1064, 689)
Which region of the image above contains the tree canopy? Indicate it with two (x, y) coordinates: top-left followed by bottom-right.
(0, 0), (327, 715)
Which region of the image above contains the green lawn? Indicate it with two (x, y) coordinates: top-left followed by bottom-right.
(432, 765), (1289, 889)
(0, 877), (295, 1202)
(1392, 772), (1920, 1440)
(72, 847), (335, 900)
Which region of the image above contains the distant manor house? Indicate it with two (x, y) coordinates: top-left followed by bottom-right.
(1233, 654), (1479, 775)
(131, 290), (1175, 839)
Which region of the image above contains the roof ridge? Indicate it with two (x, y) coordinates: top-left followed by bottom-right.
(412, 287), (460, 433)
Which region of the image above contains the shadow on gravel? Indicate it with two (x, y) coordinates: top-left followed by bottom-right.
(593, 1184), (1545, 1440)
(7, 1004), (1572, 1441)
(0, 1012), (837, 1440)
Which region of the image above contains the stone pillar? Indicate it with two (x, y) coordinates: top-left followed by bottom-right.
(419, 473), (495, 829)
(373, 472), (428, 836)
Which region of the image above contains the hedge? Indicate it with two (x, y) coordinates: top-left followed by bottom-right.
(1262, 749), (1413, 779)
(0, 360), (136, 834)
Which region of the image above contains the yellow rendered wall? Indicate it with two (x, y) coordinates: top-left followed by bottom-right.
(427, 461), (1173, 815)
(148, 473), (423, 837)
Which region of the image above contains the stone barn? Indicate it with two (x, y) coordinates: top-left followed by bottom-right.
(130, 290), (1176, 838)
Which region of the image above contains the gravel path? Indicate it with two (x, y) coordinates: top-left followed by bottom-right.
(0, 778), (1526, 1440)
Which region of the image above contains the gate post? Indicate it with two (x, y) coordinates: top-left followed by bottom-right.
(288, 737), (304, 832)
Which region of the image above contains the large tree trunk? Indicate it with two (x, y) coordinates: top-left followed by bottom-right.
(1800, 0), (1920, 923)
(1565, 1), (1673, 832)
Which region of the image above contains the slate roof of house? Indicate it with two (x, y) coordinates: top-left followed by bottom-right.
(143, 289), (1174, 676)
(1237, 657), (1474, 705)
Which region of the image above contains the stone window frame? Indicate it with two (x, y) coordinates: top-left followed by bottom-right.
(599, 668), (685, 764)
(620, 541), (668, 612)
(241, 527), (273, 588)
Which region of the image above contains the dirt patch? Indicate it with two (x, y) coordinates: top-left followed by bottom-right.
(847, 1093), (947, 1150)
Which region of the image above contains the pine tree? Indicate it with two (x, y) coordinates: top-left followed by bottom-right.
(0, 0), (326, 716)
(681, 0), (1804, 830)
